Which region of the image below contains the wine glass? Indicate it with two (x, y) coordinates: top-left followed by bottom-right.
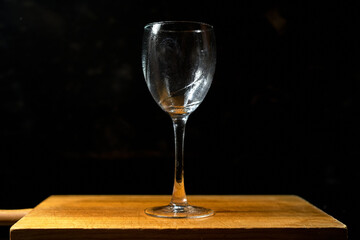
(142, 21), (216, 218)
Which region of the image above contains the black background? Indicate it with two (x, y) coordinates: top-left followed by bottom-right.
(1, 0), (358, 239)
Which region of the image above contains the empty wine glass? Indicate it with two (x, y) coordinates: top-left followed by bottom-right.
(142, 21), (216, 218)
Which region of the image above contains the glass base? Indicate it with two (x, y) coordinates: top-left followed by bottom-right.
(145, 204), (214, 218)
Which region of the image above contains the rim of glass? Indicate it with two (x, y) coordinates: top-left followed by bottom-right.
(144, 21), (214, 33)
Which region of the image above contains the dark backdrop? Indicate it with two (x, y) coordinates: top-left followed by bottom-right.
(1, 0), (358, 239)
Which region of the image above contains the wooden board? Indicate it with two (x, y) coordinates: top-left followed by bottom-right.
(10, 195), (347, 240)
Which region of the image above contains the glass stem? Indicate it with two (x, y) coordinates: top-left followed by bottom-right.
(170, 115), (189, 207)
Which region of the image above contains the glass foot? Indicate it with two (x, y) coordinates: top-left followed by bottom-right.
(145, 204), (214, 218)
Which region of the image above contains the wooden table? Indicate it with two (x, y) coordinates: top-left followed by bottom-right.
(10, 195), (347, 240)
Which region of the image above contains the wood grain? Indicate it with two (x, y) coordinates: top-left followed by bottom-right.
(10, 195), (347, 240)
